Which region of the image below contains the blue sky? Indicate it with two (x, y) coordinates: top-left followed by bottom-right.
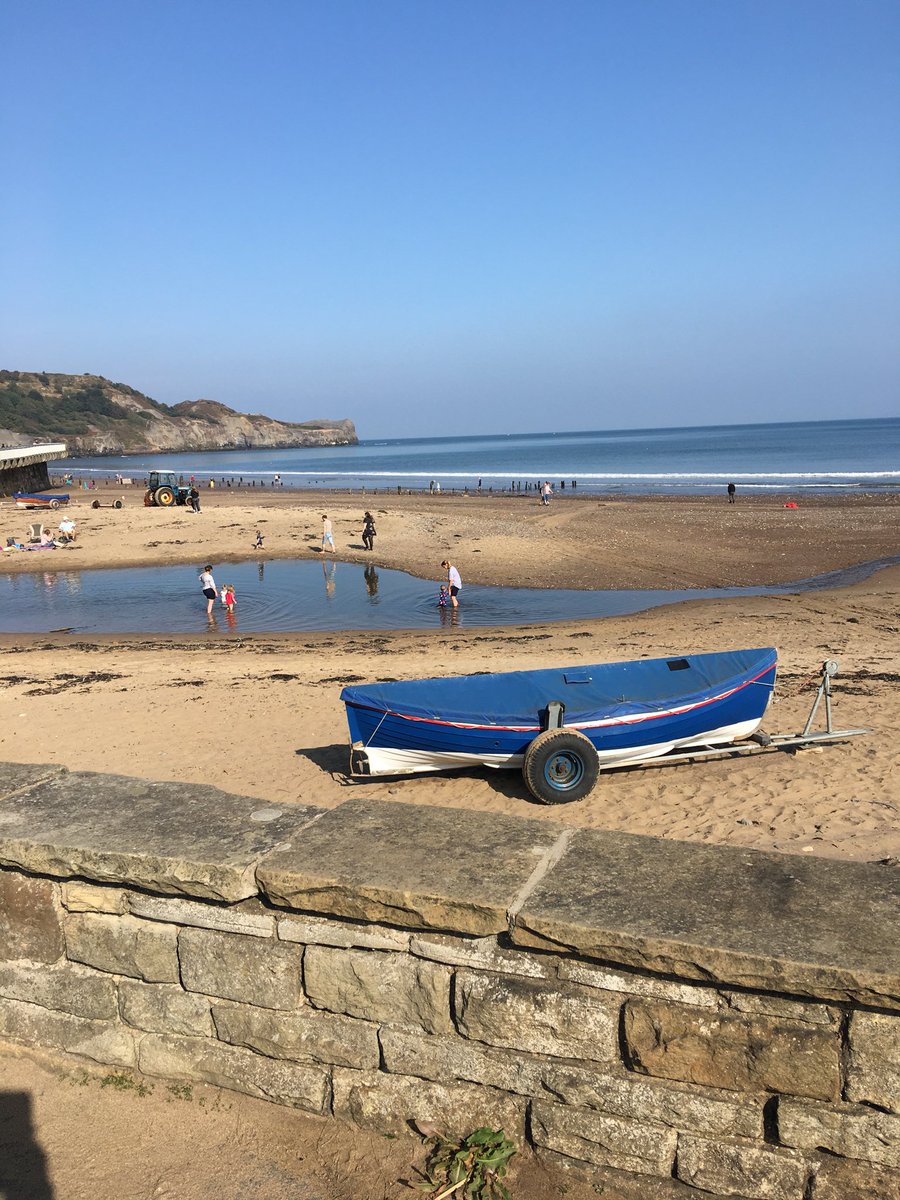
(2, 1), (897, 438)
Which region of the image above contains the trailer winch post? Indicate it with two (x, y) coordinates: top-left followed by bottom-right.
(802, 659), (839, 737)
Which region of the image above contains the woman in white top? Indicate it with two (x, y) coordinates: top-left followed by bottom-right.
(199, 565), (217, 616)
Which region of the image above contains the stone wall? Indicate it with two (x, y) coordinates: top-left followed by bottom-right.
(0, 460), (52, 497)
(0, 762), (897, 1200)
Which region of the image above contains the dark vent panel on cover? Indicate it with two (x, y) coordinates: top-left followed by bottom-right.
(666, 659), (691, 671)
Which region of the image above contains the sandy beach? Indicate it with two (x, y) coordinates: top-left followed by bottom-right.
(1, 486), (898, 864)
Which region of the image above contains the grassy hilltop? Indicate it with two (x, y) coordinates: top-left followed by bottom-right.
(0, 371), (357, 455)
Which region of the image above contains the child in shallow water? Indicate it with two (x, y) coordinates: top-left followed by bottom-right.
(438, 584), (449, 608)
(221, 584), (236, 612)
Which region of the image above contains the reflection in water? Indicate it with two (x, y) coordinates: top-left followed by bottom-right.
(226, 609), (237, 631)
(364, 565), (379, 597)
(257, 561), (265, 582)
(439, 605), (460, 627)
(322, 560), (336, 598)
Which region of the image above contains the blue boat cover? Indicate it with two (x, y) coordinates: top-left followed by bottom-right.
(341, 648), (776, 727)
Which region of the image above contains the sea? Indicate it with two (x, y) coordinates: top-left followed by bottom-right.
(54, 417), (900, 497)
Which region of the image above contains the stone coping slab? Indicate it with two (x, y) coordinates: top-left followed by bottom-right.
(513, 829), (900, 1008)
(0, 766), (323, 902)
(0, 762), (68, 795)
(257, 798), (563, 936)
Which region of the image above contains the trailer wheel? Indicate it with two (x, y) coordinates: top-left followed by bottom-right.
(49, 499), (61, 510)
(113, 499), (123, 509)
(92, 500), (100, 508)
(523, 728), (600, 804)
(155, 487), (175, 507)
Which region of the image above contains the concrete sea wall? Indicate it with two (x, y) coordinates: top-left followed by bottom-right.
(0, 762), (897, 1199)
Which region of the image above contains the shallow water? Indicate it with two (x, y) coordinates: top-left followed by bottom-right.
(1, 557), (896, 636)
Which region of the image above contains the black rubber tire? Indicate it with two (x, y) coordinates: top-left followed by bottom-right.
(155, 487), (175, 507)
(523, 728), (600, 804)
(49, 499), (60, 510)
(113, 499), (123, 509)
(91, 500), (100, 509)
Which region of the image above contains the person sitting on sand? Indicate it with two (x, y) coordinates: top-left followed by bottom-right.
(39, 526), (55, 547)
(58, 517), (76, 540)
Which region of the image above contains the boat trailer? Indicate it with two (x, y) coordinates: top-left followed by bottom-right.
(610, 659), (868, 774)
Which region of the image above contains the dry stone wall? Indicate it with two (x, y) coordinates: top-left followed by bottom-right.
(0, 762), (897, 1200)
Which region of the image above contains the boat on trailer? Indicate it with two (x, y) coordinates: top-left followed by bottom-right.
(13, 492), (70, 510)
(342, 647), (779, 803)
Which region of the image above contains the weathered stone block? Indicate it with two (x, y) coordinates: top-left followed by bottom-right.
(278, 914), (409, 952)
(0, 872), (63, 963)
(0, 997), (137, 1068)
(409, 932), (555, 979)
(178, 927), (303, 1009)
(0, 770), (323, 901)
(847, 1011), (900, 1112)
(779, 1098), (900, 1169)
(624, 999), (840, 1101)
(0, 959), (116, 1020)
(65, 913), (178, 982)
(137, 1032), (329, 1113)
(513, 829), (900, 1008)
(812, 1156), (900, 1200)
(530, 1099), (676, 1177)
(62, 881), (128, 914)
(304, 945), (451, 1034)
(0, 762), (66, 797)
(128, 894), (275, 937)
(558, 957), (716, 1007)
(379, 1027), (544, 1095)
(332, 1068), (525, 1140)
(676, 1135), (813, 1199)
(719, 990), (838, 1026)
(119, 979), (213, 1037)
(539, 1061), (763, 1139)
(454, 970), (619, 1061)
(258, 797), (563, 935)
(213, 1002), (378, 1069)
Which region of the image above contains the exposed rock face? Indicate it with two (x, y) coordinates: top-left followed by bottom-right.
(0, 371), (357, 455)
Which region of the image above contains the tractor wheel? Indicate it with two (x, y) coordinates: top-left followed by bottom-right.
(155, 487), (175, 507)
(523, 728), (600, 804)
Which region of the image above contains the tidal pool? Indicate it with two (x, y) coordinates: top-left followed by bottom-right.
(0, 557), (895, 636)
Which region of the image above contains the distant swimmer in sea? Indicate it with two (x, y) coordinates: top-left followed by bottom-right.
(727, 482), (736, 504)
(441, 560), (462, 608)
(199, 564), (217, 617)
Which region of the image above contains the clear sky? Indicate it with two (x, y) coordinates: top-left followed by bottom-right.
(2, 1), (897, 438)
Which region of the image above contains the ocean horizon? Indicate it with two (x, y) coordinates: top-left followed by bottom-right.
(55, 416), (900, 497)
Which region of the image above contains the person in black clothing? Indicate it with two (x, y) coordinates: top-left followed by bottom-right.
(727, 482), (736, 504)
(362, 511), (376, 551)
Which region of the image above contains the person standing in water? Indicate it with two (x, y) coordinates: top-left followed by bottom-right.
(199, 565), (217, 616)
(441, 560), (462, 607)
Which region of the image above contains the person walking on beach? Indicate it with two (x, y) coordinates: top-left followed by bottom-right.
(441, 559), (462, 607)
(199, 565), (217, 617)
(541, 481), (553, 505)
(321, 515), (335, 552)
(362, 511), (376, 551)
(189, 486), (201, 513)
(254, 530), (264, 549)
(727, 482), (736, 504)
